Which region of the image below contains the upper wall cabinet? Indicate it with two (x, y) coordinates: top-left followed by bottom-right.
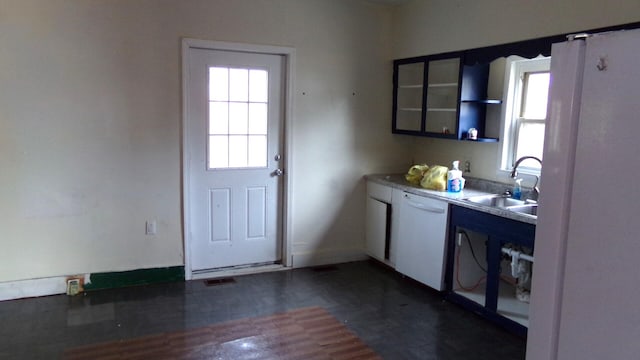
(393, 58), (427, 133)
(390, 20), (640, 141)
(392, 52), (499, 142)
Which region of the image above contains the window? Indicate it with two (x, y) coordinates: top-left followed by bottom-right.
(499, 57), (550, 174)
(208, 67), (269, 169)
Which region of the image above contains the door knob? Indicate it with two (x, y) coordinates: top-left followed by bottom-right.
(273, 169), (284, 176)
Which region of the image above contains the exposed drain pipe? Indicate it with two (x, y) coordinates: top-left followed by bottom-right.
(501, 247), (534, 263)
(502, 247), (534, 303)
(502, 247), (534, 278)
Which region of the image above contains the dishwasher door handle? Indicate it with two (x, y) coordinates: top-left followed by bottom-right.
(405, 199), (446, 214)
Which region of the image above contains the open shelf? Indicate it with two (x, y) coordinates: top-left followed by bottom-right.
(428, 82), (458, 88)
(464, 137), (499, 143)
(461, 99), (502, 104)
(427, 108), (457, 112)
(453, 283), (486, 307)
(454, 279), (529, 328)
(497, 280), (529, 327)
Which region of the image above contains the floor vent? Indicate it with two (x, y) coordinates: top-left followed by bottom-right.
(204, 278), (236, 286)
(310, 265), (339, 272)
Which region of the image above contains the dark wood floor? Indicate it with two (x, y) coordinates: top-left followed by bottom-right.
(0, 260), (526, 359)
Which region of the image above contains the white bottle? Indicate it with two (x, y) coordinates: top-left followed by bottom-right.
(447, 161), (464, 192)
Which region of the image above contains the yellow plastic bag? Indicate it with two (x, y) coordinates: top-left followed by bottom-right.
(420, 165), (449, 191)
(404, 164), (429, 185)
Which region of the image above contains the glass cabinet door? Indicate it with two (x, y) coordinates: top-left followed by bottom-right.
(394, 61), (425, 132)
(425, 58), (460, 134)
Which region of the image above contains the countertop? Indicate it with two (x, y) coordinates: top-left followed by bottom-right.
(365, 174), (537, 225)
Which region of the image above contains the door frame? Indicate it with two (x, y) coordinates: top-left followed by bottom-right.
(181, 38), (295, 280)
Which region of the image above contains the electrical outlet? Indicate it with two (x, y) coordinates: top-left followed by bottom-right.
(66, 277), (84, 296)
(145, 220), (157, 235)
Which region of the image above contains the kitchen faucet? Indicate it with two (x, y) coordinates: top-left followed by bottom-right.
(510, 156), (542, 202)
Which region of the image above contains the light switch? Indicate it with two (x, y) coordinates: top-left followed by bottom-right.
(145, 220), (157, 235)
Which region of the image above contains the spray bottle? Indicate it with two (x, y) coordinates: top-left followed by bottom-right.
(513, 178), (523, 200)
(447, 161), (464, 192)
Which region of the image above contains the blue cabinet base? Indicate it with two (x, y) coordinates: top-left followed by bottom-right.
(445, 290), (528, 338)
(445, 205), (535, 338)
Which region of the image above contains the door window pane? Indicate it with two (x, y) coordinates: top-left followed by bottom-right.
(229, 69), (249, 102)
(209, 67), (228, 101)
(229, 103), (248, 135)
(209, 102), (228, 135)
(248, 135), (267, 167)
(248, 103), (268, 135)
(208, 66), (268, 169)
(209, 135), (228, 168)
(228, 135), (248, 168)
(249, 70), (268, 102)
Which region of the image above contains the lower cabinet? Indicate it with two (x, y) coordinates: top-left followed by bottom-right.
(365, 196), (389, 262)
(365, 181), (452, 292)
(365, 182), (394, 265)
(445, 205), (535, 337)
(394, 191), (449, 291)
(365, 182), (536, 336)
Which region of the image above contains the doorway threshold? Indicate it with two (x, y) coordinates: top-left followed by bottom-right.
(190, 263), (289, 280)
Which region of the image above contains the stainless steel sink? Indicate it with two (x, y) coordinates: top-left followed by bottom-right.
(506, 204), (538, 216)
(464, 194), (537, 218)
(464, 194), (526, 208)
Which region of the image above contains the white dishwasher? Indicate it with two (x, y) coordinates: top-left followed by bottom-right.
(395, 191), (449, 291)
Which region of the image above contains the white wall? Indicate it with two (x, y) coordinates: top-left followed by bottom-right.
(6, 0), (635, 291)
(391, 0), (640, 183)
(0, 0), (411, 283)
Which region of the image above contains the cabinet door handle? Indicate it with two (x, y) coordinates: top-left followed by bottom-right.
(406, 200), (445, 214)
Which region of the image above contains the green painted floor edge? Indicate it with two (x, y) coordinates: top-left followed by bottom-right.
(83, 266), (185, 291)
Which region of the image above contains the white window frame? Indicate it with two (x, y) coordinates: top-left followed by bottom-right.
(497, 56), (551, 180)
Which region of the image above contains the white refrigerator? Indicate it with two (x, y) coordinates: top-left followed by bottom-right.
(527, 29), (640, 360)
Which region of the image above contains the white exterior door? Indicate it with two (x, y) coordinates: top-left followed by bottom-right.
(185, 47), (284, 271)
